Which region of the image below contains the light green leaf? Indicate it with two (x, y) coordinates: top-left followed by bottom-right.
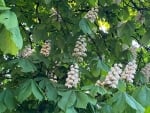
(66, 107), (77, 113)
(0, 28), (19, 55)
(31, 80), (43, 101)
(58, 90), (76, 111)
(125, 93), (145, 113)
(0, 11), (23, 49)
(88, 0), (98, 6)
(0, 0), (6, 6)
(133, 86), (150, 107)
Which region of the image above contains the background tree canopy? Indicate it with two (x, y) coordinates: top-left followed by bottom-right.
(0, 0), (150, 113)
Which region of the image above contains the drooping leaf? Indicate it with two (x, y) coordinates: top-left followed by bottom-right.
(75, 92), (96, 109)
(39, 78), (57, 101)
(125, 93), (145, 113)
(79, 18), (93, 36)
(17, 79), (32, 102)
(3, 89), (15, 111)
(58, 90), (76, 111)
(110, 92), (126, 113)
(31, 80), (43, 101)
(133, 86), (150, 107)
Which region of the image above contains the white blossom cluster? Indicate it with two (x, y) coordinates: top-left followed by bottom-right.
(84, 7), (98, 23)
(65, 64), (80, 88)
(40, 40), (51, 57)
(72, 35), (87, 62)
(141, 63), (150, 82)
(121, 60), (137, 83)
(20, 45), (34, 58)
(96, 60), (137, 88)
(103, 64), (122, 88)
(129, 46), (137, 59)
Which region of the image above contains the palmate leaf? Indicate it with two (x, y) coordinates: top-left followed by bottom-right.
(109, 91), (145, 113)
(39, 78), (57, 101)
(17, 79), (43, 103)
(58, 90), (76, 111)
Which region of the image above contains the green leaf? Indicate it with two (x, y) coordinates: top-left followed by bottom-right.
(79, 18), (93, 36)
(125, 93), (145, 113)
(58, 90), (76, 111)
(97, 59), (110, 72)
(39, 78), (57, 101)
(91, 86), (107, 96)
(117, 80), (126, 92)
(133, 86), (150, 107)
(0, 11), (23, 49)
(75, 92), (89, 108)
(88, 0), (98, 6)
(75, 92), (96, 109)
(18, 59), (37, 72)
(4, 89), (15, 111)
(17, 79), (32, 102)
(0, 0), (6, 6)
(31, 80), (43, 101)
(101, 105), (112, 113)
(141, 31), (150, 46)
(45, 0), (51, 4)
(118, 21), (135, 44)
(0, 28), (19, 55)
(110, 92), (126, 113)
(0, 102), (6, 113)
(66, 107), (77, 113)
(46, 82), (57, 101)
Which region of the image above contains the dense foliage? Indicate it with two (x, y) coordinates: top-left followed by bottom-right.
(0, 0), (150, 113)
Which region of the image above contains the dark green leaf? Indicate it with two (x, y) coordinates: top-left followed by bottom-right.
(4, 89), (15, 110)
(31, 80), (43, 101)
(17, 79), (32, 102)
